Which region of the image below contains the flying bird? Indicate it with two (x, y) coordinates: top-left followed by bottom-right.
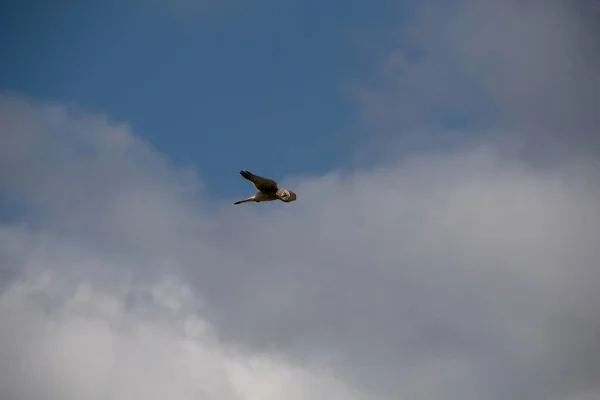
(234, 170), (297, 205)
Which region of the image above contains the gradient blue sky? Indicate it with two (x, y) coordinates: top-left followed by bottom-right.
(1, 0), (435, 197)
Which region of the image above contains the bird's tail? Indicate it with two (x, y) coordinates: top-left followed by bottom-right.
(234, 196), (255, 205)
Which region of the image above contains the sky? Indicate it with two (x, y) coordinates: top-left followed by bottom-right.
(1, 0), (415, 195)
(1, 0), (600, 399)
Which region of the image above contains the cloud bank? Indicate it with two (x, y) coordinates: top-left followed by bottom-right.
(0, 95), (371, 400)
(1, 1), (600, 399)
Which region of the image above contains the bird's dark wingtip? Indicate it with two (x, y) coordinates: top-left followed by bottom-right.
(239, 170), (252, 179)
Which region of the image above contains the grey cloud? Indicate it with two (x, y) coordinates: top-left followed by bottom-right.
(0, 94), (207, 267)
(201, 151), (600, 399)
(1, 94), (599, 399)
(453, 0), (600, 157)
(0, 273), (366, 400)
(354, 0), (600, 160)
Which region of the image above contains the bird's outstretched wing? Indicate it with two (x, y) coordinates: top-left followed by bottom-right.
(239, 170), (279, 193)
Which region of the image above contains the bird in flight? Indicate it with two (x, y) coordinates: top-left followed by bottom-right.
(234, 170), (297, 205)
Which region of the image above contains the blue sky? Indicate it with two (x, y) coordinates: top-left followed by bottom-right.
(1, 0), (425, 196)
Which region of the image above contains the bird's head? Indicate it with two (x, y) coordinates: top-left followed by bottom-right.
(277, 189), (297, 202)
(286, 190), (297, 202)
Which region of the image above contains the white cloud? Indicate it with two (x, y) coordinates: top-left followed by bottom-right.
(0, 95), (370, 400)
(0, 258), (368, 400)
(1, 92), (599, 400)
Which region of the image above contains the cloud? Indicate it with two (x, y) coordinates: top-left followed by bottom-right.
(354, 0), (600, 160)
(1, 90), (600, 400)
(0, 94), (371, 400)
(0, 272), (366, 400)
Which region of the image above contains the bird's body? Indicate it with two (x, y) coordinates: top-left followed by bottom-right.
(234, 170), (297, 205)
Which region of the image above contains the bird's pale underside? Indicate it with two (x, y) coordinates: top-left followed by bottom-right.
(234, 170), (297, 205)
